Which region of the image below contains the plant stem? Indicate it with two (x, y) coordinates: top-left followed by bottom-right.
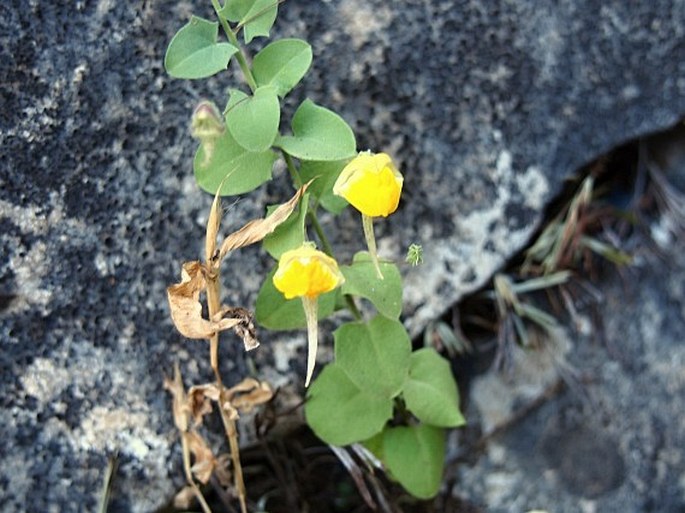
(283, 151), (304, 188)
(307, 210), (333, 255)
(218, 407), (248, 513)
(210, 0), (258, 92)
(362, 214), (383, 279)
(345, 295), (363, 321)
(205, 271), (223, 385)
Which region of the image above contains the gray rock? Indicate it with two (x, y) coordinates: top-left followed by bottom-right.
(456, 231), (685, 512)
(455, 132), (685, 512)
(1, 0), (684, 511)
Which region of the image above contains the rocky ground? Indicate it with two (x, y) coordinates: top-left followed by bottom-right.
(1, 0), (684, 511)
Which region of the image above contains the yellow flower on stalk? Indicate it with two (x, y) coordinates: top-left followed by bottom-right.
(333, 151), (403, 279)
(273, 244), (344, 386)
(273, 244), (343, 299)
(333, 151), (403, 217)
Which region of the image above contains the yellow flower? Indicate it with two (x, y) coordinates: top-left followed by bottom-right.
(273, 244), (344, 299)
(333, 152), (403, 218)
(272, 244), (345, 387)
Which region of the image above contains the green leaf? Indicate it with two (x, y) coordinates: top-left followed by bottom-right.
(275, 100), (356, 161)
(194, 130), (276, 196)
(220, 0), (278, 44)
(255, 267), (337, 330)
(382, 424), (446, 499)
(164, 16), (238, 79)
(262, 193), (309, 259)
(402, 348), (465, 428)
(340, 253), (403, 319)
(253, 39), (313, 97)
(305, 363), (393, 446)
(225, 86), (280, 152)
(299, 160), (349, 214)
(335, 315), (411, 398)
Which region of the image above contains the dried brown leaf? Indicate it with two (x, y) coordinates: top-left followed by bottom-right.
(186, 431), (217, 485)
(224, 378), (274, 415)
(187, 383), (221, 426)
(214, 454), (233, 487)
(173, 485), (196, 509)
(163, 363), (189, 432)
(215, 306), (259, 351)
(167, 261), (242, 339)
(218, 181), (312, 261)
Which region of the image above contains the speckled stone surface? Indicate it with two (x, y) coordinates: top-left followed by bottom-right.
(456, 215), (685, 513)
(1, 0), (684, 510)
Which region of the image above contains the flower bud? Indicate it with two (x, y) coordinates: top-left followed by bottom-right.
(191, 100), (225, 164)
(333, 151), (403, 218)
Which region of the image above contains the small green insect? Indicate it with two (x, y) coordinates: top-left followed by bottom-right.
(405, 243), (424, 266)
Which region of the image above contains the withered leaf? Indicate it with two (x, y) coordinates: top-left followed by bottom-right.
(223, 378), (274, 416)
(187, 383), (221, 426)
(186, 431), (217, 485)
(163, 363), (189, 432)
(214, 454), (233, 487)
(215, 306), (259, 351)
(173, 485), (196, 509)
(167, 261), (242, 339)
(218, 181), (312, 261)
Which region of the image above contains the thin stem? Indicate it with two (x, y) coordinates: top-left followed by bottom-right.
(345, 295), (363, 321)
(308, 211), (333, 255)
(283, 151), (303, 188)
(210, 0), (258, 92)
(218, 408), (248, 513)
(205, 273), (223, 385)
(362, 214), (384, 279)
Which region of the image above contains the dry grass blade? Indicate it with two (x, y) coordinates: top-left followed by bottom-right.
(206, 188), (223, 263)
(218, 181), (311, 261)
(97, 453), (118, 513)
(164, 363), (190, 432)
(329, 445), (378, 511)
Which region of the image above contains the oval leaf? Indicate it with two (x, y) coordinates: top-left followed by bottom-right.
(253, 39), (313, 97)
(335, 315), (411, 398)
(226, 86), (280, 152)
(402, 348), (465, 428)
(305, 363), (393, 446)
(194, 130), (276, 196)
(255, 267), (337, 330)
(340, 252), (402, 319)
(220, 0), (278, 43)
(382, 424), (446, 499)
(165, 16), (238, 79)
(275, 99), (356, 161)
